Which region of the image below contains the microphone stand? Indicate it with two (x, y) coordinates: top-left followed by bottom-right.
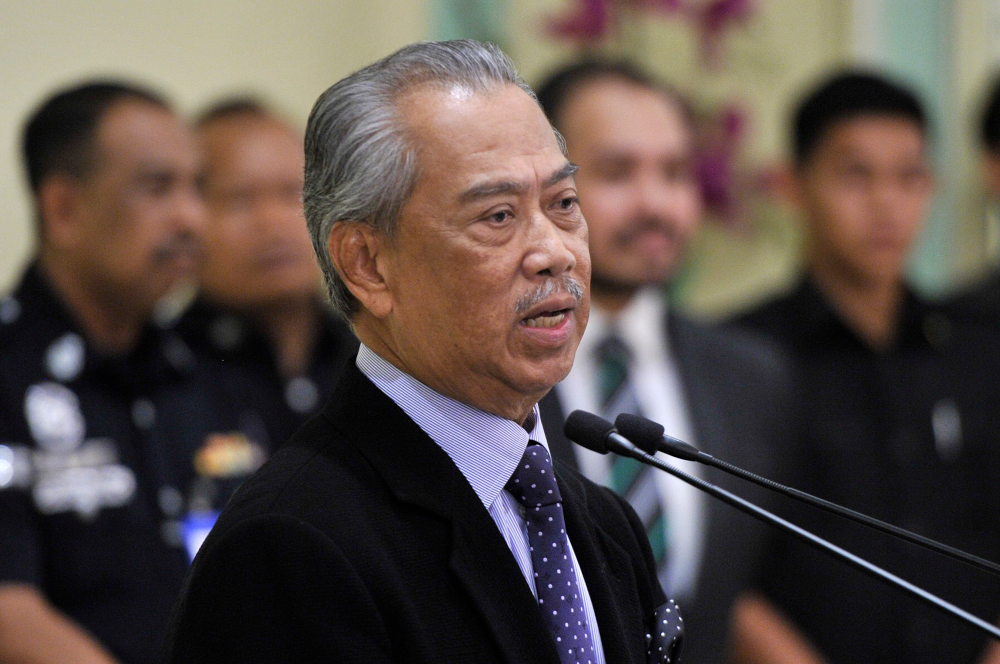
(614, 413), (1000, 578)
(566, 413), (1000, 642)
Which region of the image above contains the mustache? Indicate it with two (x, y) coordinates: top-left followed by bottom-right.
(612, 217), (679, 246)
(150, 233), (202, 264)
(515, 275), (584, 314)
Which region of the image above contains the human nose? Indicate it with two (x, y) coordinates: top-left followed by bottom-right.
(635, 170), (682, 221)
(175, 181), (207, 238)
(523, 210), (577, 278)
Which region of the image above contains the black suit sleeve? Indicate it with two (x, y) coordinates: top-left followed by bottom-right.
(167, 514), (393, 663)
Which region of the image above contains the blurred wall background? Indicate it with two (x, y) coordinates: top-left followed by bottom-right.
(0, 0), (427, 292)
(2, 0), (1000, 318)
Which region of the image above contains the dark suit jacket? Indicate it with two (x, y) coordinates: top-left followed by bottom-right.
(167, 361), (667, 663)
(542, 311), (797, 664)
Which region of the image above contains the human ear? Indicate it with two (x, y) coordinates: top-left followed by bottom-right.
(327, 221), (393, 318)
(984, 155), (1000, 198)
(37, 176), (84, 248)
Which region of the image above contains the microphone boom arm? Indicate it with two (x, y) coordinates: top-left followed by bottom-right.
(614, 412), (1000, 578)
(605, 431), (1000, 642)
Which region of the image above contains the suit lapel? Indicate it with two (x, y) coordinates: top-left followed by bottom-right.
(323, 364), (559, 664)
(667, 313), (742, 607)
(667, 313), (729, 461)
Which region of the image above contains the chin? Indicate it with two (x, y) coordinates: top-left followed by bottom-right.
(525, 353), (575, 392)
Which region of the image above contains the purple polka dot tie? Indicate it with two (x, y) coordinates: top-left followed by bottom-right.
(506, 442), (596, 664)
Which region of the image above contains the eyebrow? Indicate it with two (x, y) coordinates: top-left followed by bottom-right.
(458, 161), (579, 203)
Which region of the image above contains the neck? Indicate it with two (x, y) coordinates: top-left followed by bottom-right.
(244, 294), (320, 379)
(807, 254), (904, 351)
(590, 283), (638, 317)
(354, 316), (540, 425)
(39, 252), (146, 354)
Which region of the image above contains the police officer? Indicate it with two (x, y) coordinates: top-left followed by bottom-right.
(0, 81), (266, 664)
(174, 99), (357, 448)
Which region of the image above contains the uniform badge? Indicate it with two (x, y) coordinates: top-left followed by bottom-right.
(32, 454), (137, 520)
(45, 333), (85, 382)
(194, 433), (266, 478)
(24, 382), (86, 453)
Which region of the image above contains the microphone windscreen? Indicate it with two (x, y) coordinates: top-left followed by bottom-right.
(617, 413), (701, 461)
(614, 414), (661, 454)
(564, 410), (614, 454)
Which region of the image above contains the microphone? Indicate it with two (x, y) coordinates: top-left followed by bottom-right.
(614, 413), (1000, 578)
(564, 410), (1000, 642)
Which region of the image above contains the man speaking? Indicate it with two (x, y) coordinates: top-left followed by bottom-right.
(167, 40), (675, 663)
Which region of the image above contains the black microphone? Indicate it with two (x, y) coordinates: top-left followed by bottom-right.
(614, 412), (1000, 579)
(564, 410), (1000, 642)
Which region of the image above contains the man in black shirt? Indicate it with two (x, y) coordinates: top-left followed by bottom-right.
(0, 81), (258, 663)
(732, 71), (1000, 664)
(175, 100), (357, 448)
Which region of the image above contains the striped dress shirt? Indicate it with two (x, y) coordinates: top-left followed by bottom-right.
(357, 344), (605, 663)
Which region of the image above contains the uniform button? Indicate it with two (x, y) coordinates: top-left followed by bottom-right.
(158, 485), (184, 516)
(0, 297), (21, 324)
(285, 377), (319, 414)
(45, 333), (86, 382)
(163, 335), (195, 374)
(209, 316), (245, 352)
(132, 398), (157, 430)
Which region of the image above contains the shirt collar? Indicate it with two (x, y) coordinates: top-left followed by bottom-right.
(14, 262), (190, 388)
(578, 287), (670, 364)
(791, 277), (939, 352)
(356, 343), (547, 510)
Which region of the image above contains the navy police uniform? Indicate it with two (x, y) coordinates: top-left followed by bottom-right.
(174, 298), (357, 448)
(0, 265), (268, 664)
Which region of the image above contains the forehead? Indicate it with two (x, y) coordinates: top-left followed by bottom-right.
(814, 115), (926, 162)
(398, 83), (568, 197)
(93, 99), (196, 171)
(200, 116), (303, 180)
(558, 78), (692, 157)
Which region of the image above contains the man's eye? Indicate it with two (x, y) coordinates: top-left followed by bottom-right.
(558, 196), (578, 211)
(490, 210), (511, 223)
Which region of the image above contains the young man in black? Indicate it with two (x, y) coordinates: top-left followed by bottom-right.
(732, 71), (1000, 664)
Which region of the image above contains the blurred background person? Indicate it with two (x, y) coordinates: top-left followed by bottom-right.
(534, 60), (798, 664)
(731, 70), (1000, 664)
(175, 99), (357, 449)
(943, 75), (1000, 323)
(0, 81), (212, 663)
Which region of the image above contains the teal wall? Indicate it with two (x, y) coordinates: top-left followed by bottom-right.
(881, 0), (957, 294)
(430, 0), (508, 47)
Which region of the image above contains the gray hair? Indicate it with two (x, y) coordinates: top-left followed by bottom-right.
(303, 39), (561, 319)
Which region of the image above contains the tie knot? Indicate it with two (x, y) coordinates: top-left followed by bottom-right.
(505, 442), (562, 508)
(595, 332), (632, 364)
